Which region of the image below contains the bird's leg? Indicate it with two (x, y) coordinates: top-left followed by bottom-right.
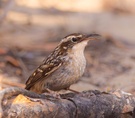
(66, 88), (80, 93)
(42, 88), (61, 99)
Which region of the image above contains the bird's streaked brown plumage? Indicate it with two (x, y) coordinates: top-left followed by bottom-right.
(25, 33), (101, 93)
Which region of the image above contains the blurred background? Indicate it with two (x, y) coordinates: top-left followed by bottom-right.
(0, 0), (135, 94)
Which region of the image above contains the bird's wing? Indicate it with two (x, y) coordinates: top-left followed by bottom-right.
(25, 62), (62, 90)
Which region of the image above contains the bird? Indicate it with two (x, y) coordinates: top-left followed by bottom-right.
(25, 33), (101, 94)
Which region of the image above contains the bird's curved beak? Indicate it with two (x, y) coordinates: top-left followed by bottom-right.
(85, 33), (101, 40)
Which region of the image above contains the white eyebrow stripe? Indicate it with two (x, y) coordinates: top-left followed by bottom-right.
(67, 35), (82, 39)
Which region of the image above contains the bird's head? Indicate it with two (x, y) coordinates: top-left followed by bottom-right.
(58, 33), (101, 53)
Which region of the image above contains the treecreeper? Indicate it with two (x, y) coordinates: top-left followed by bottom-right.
(25, 33), (101, 94)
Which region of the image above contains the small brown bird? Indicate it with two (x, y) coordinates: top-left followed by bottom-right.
(25, 33), (100, 94)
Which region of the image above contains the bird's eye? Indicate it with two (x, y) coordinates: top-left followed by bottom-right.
(71, 37), (77, 42)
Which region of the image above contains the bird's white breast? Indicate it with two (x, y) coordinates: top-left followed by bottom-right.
(70, 40), (88, 77)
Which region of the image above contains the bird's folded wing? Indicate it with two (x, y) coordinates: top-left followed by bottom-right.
(25, 62), (62, 90)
